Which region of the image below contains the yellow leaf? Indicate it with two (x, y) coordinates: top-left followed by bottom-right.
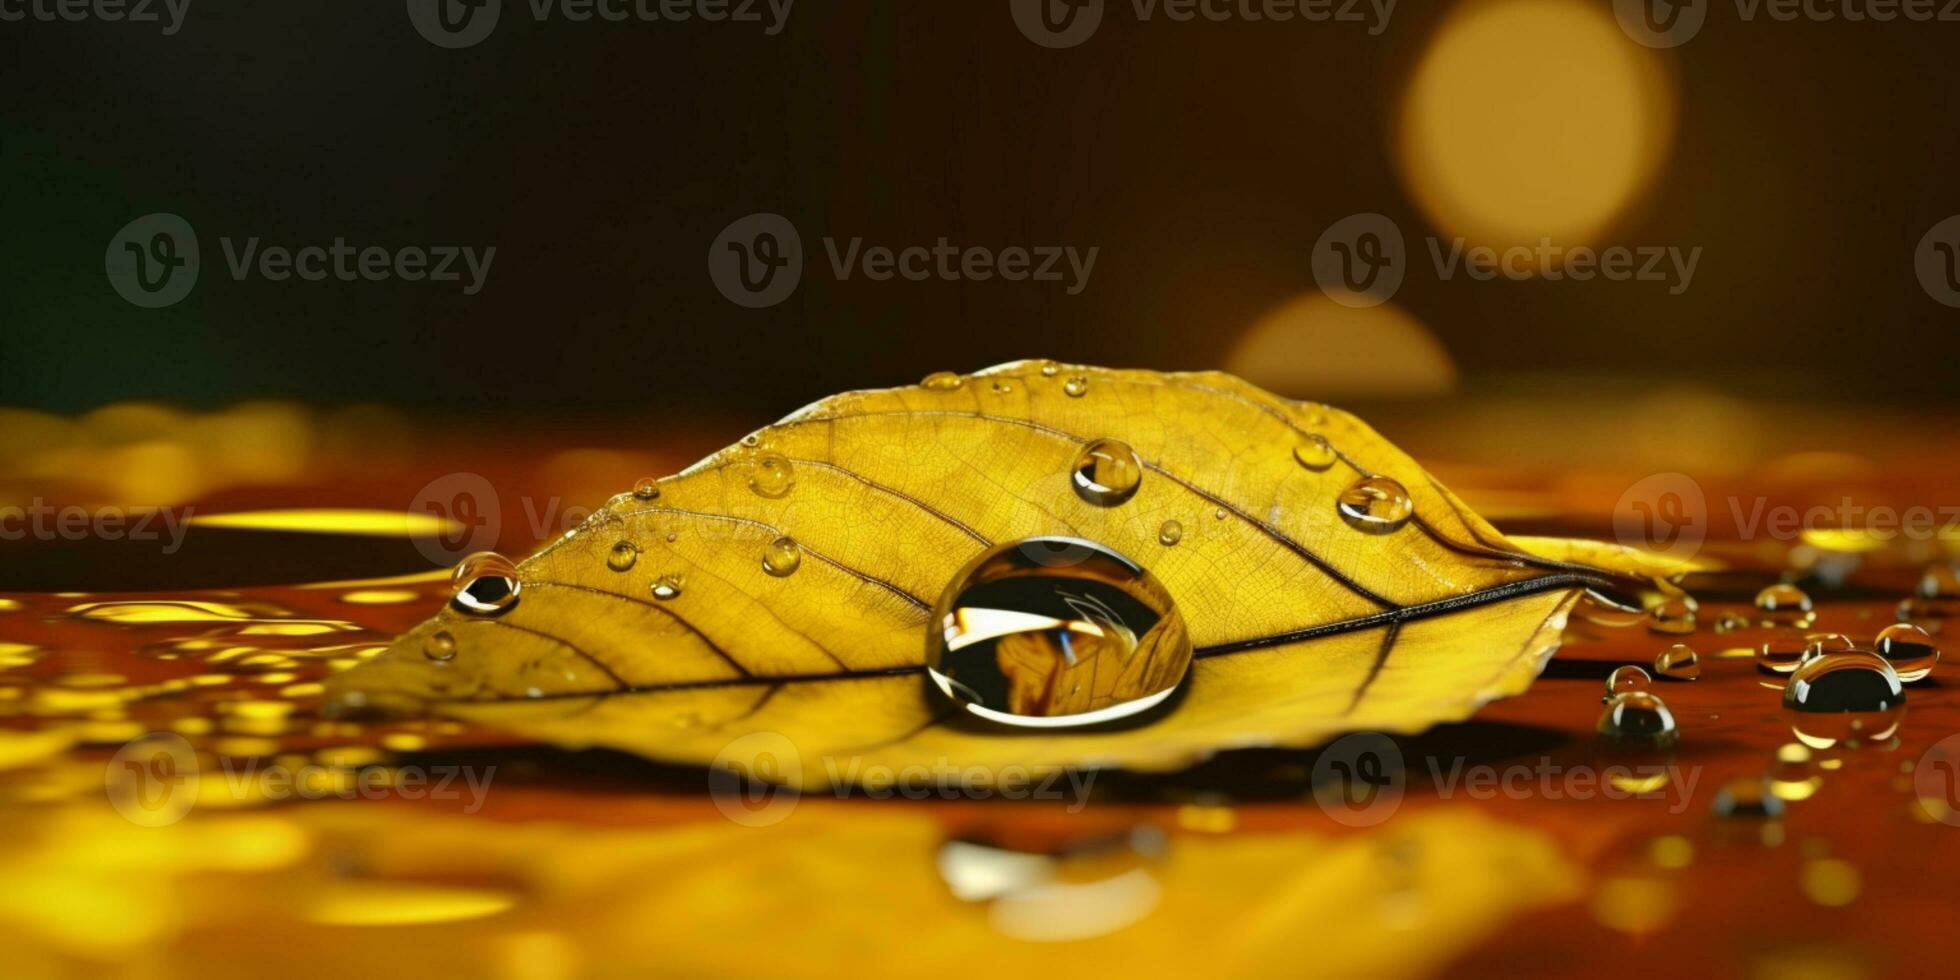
(332, 363), (1647, 784)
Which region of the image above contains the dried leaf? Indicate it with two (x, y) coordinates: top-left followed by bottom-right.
(332, 363), (1651, 783)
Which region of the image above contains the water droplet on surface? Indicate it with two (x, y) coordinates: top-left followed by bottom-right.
(1784, 650), (1904, 713)
(1770, 742), (1822, 801)
(747, 452), (795, 499)
(1337, 476), (1414, 532)
(1038, 360), (1062, 377)
(1071, 439), (1143, 506)
(1062, 375), (1089, 397)
(606, 541), (639, 572)
(922, 371), (965, 391)
(451, 552), (520, 616)
(423, 631), (456, 662)
(1757, 629), (1808, 674)
(1597, 691), (1677, 746)
(1714, 612), (1752, 634)
(927, 537), (1191, 728)
(650, 575), (684, 600)
(1605, 665), (1653, 701)
(1875, 622), (1940, 682)
(631, 478), (660, 501)
(1157, 520), (1183, 547)
(740, 433), (762, 448)
(1647, 596), (1698, 635)
(990, 380), (1014, 394)
(1654, 643), (1701, 680)
(1803, 632), (1855, 664)
(1712, 776), (1786, 819)
(1292, 435), (1336, 471)
(762, 536), (802, 577)
(1212, 507), (1227, 521)
(1756, 584), (1815, 628)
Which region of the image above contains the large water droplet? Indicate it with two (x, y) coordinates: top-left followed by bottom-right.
(1654, 643), (1700, 680)
(922, 371), (965, 391)
(1784, 651), (1904, 712)
(1756, 584), (1815, 628)
(927, 537), (1191, 728)
(1757, 629), (1808, 674)
(1597, 691), (1677, 747)
(1071, 439), (1143, 506)
(1292, 435), (1336, 471)
(451, 552), (520, 616)
(606, 541), (639, 572)
(1875, 622), (1940, 682)
(422, 630), (457, 662)
(762, 536), (802, 577)
(1605, 665), (1652, 701)
(748, 452), (795, 499)
(1157, 520), (1183, 547)
(1337, 476), (1414, 532)
(651, 574), (684, 600)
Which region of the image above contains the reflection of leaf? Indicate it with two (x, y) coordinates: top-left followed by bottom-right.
(333, 363), (1655, 782)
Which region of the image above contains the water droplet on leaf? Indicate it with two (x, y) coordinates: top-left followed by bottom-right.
(450, 552), (519, 616)
(651, 574), (684, 600)
(606, 542), (638, 572)
(632, 478), (660, 501)
(748, 452), (795, 499)
(922, 371), (965, 391)
(1071, 439), (1143, 506)
(1063, 375), (1089, 397)
(1337, 476), (1414, 532)
(762, 536), (802, 577)
(1292, 435), (1336, 471)
(927, 537), (1191, 728)
(423, 631), (456, 662)
(1157, 520), (1183, 546)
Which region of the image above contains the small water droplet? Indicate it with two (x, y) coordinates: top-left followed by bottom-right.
(1647, 596), (1698, 635)
(665, 530), (680, 543)
(631, 478), (660, 501)
(651, 574), (684, 600)
(606, 541), (639, 572)
(1756, 584), (1815, 628)
(1071, 439), (1143, 506)
(1654, 643), (1701, 680)
(990, 380), (1015, 394)
(740, 433), (762, 448)
(423, 631), (456, 662)
(1757, 629), (1808, 674)
(1063, 375), (1089, 398)
(748, 452), (795, 499)
(1802, 632), (1854, 664)
(928, 537), (1190, 728)
(1212, 507), (1227, 520)
(450, 552), (520, 616)
(1605, 665), (1653, 701)
(1784, 650), (1904, 712)
(762, 536), (802, 577)
(1337, 476), (1414, 532)
(1158, 520), (1183, 546)
(1038, 360), (1062, 377)
(1875, 622), (1940, 682)
(1292, 435), (1336, 471)
(1712, 776), (1786, 819)
(1597, 691), (1677, 746)
(922, 371), (965, 391)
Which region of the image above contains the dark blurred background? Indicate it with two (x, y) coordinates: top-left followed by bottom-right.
(2, 0), (1957, 419)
